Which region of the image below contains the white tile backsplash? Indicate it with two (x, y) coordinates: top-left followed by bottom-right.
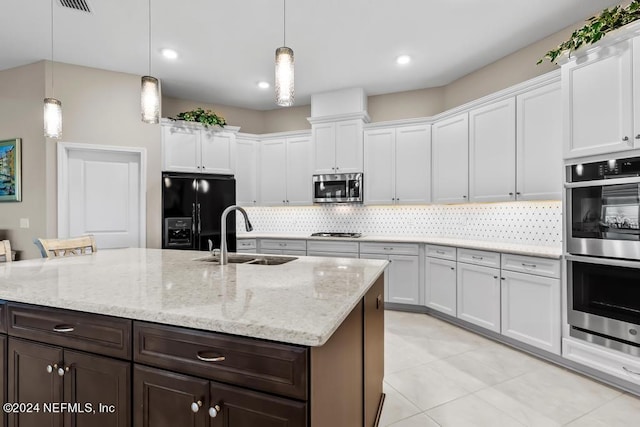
(237, 201), (562, 246)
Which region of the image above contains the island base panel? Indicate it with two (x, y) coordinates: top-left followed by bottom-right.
(364, 276), (384, 427)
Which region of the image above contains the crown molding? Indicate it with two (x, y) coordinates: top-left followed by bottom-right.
(160, 118), (240, 133)
(307, 112), (371, 125)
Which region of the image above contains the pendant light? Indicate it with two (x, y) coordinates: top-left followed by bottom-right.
(275, 0), (294, 107)
(44, 0), (62, 139)
(141, 0), (161, 123)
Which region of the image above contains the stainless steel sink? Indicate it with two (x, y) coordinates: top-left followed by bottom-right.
(195, 253), (297, 265)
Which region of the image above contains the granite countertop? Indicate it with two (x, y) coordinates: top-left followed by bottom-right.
(0, 248), (387, 347)
(238, 233), (562, 259)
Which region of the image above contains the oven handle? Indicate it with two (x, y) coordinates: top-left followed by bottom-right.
(565, 176), (640, 188)
(565, 254), (640, 269)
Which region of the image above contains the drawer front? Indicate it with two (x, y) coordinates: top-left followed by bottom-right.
(307, 251), (359, 259)
(425, 245), (456, 261)
(259, 239), (307, 252)
(457, 248), (500, 268)
(563, 337), (640, 386)
(134, 322), (308, 400)
(501, 253), (561, 278)
(7, 303), (131, 359)
(237, 239), (257, 251)
(307, 240), (359, 254)
(359, 242), (419, 256)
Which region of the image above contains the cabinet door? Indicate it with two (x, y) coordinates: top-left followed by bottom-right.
(209, 382), (307, 427)
(395, 124), (431, 204)
(563, 38), (633, 158)
(456, 263), (500, 332)
(634, 38), (640, 148)
(201, 131), (235, 175)
(501, 270), (561, 354)
(0, 336), (5, 427)
(388, 255), (420, 305)
(63, 349), (131, 427)
(469, 98), (516, 202)
(134, 365), (208, 427)
(259, 139), (287, 205)
(425, 257), (456, 316)
(364, 128), (395, 205)
(432, 113), (469, 204)
(360, 253), (390, 302)
(285, 136), (312, 205)
(162, 126), (200, 173)
(235, 139), (258, 206)
(312, 123), (336, 174)
(335, 120), (363, 173)
(8, 338), (64, 427)
(516, 82), (562, 200)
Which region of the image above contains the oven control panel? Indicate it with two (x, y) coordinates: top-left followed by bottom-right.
(571, 156), (640, 182)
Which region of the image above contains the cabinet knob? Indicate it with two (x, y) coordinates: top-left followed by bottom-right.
(623, 136), (630, 142)
(462, 195), (467, 199)
(46, 364), (57, 374)
(516, 192), (521, 195)
(191, 401), (202, 413)
(494, 276), (498, 279)
(450, 267), (455, 271)
(636, 134), (640, 140)
(209, 405), (221, 418)
(509, 192), (513, 196)
(57, 366), (69, 377)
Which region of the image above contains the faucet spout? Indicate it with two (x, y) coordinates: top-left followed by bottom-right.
(220, 205), (252, 265)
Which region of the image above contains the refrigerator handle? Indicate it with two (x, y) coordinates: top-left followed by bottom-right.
(197, 203), (202, 234)
(191, 203), (196, 235)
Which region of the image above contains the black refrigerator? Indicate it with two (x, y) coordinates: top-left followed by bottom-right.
(162, 172), (236, 251)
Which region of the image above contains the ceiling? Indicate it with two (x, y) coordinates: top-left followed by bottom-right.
(0, 0), (623, 110)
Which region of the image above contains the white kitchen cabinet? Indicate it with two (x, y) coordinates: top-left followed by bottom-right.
(516, 82), (563, 200)
(258, 239), (306, 256)
(236, 238), (257, 253)
(432, 113), (469, 204)
(235, 138), (258, 206)
(360, 242), (420, 305)
(456, 262), (501, 332)
(563, 337), (640, 386)
(425, 257), (456, 316)
(469, 98), (516, 202)
(562, 38), (634, 158)
(501, 269), (561, 354)
(364, 124), (431, 205)
(162, 122), (236, 174)
(259, 136), (311, 206)
(312, 119), (364, 174)
(306, 240), (359, 258)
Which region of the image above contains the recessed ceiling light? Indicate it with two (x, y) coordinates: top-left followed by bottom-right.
(161, 48), (178, 60)
(396, 55), (411, 65)
(257, 81), (270, 89)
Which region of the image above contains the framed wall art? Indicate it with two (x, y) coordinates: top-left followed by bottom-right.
(0, 138), (21, 202)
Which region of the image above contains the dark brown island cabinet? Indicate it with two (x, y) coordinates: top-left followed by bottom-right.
(0, 275), (384, 427)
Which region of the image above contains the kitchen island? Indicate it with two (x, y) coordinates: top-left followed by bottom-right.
(0, 248), (387, 427)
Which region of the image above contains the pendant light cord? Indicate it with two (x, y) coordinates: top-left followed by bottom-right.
(50, 0), (54, 95)
(148, 0), (152, 75)
(283, 0), (286, 46)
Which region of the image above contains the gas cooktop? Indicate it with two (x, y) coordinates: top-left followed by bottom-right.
(310, 232), (362, 238)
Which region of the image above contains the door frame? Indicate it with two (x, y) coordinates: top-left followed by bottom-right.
(57, 142), (147, 247)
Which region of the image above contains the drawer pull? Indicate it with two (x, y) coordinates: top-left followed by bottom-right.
(46, 363), (58, 374)
(196, 352), (226, 363)
(521, 263), (537, 268)
(209, 405), (221, 418)
(436, 250), (446, 255)
(53, 325), (75, 333)
(623, 366), (640, 376)
(472, 256), (484, 260)
(191, 401), (202, 413)
(383, 247), (394, 251)
(57, 366), (69, 377)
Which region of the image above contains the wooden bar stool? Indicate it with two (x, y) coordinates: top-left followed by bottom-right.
(0, 240), (12, 263)
(35, 235), (97, 258)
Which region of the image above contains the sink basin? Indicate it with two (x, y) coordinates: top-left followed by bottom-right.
(195, 253), (297, 266)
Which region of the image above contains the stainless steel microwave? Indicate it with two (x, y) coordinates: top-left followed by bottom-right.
(313, 173), (363, 203)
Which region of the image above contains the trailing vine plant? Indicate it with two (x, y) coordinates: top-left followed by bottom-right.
(538, 0), (640, 64)
(170, 108), (226, 128)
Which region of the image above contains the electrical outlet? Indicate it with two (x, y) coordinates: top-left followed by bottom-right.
(19, 218), (29, 228)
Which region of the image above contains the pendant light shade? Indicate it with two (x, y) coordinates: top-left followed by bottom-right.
(141, 75), (161, 123)
(275, 47), (294, 107)
(44, 97), (62, 139)
(141, 0), (161, 124)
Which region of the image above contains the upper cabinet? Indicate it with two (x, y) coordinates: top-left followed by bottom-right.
(312, 119), (364, 174)
(432, 113), (469, 204)
(161, 121), (238, 174)
(364, 124), (431, 205)
(469, 98), (516, 202)
(235, 138), (258, 206)
(259, 135), (312, 206)
(562, 38), (636, 158)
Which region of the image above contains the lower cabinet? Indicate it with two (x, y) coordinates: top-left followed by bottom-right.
(133, 365), (307, 427)
(8, 337), (131, 427)
(424, 257), (456, 316)
(456, 263), (501, 332)
(257, 239), (307, 256)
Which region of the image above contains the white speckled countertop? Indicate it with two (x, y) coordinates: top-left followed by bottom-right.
(0, 248), (387, 347)
(238, 233), (562, 259)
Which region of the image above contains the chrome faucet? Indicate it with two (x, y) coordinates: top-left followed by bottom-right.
(220, 205), (253, 265)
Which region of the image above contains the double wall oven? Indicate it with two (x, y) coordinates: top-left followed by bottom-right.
(566, 156), (640, 356)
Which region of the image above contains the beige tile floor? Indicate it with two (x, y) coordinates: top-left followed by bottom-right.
(380, 310), (640, 426)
